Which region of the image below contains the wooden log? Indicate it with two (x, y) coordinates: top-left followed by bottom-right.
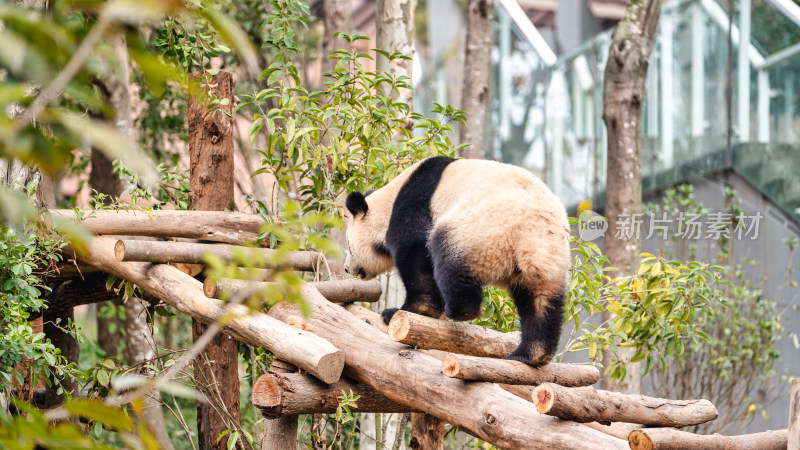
(252, 372), (416, 418)
(388, 310), (521, 358)
(74, 236), (344, 384)
(790, 378), (800, 450)
(50, 209), (264, 245)
(267, 285), (628, 449)
(441, 353), (599, 387)
(115, 239), (321, 271)
(205, 278), (382, 303)
(583, 422), (644, 440)
(261, 417), (297, 450)
(410, 413), (443, 450)
(532, 383), (718, 427)
(628, 428), (788, 450)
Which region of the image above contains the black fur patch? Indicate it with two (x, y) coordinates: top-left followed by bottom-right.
(373, 242), (391, 256)
(381, 156), (455, 324)
(345, 191), (368, 216)
(386, 156), (455, 253)
(506, 286), (565, 366)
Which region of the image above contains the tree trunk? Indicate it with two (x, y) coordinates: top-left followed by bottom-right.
(187, 70), (240, 450)
(532, 383), (718, 427)
(376, 0), (416, 106)
(459, 0), (494, 157)
(93, 34), (174, 449)
(790, 378), (800, 450)
(601, 0), (661, 394)
(90, 151), (124, 360)
(267, 285), (629, 449)
(322, 0), (352, 75)
(628, 428), (788, 450)
(441, 354), (600, 386)
(409, 413), (443, 449)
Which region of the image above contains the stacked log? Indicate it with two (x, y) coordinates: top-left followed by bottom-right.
(266, 285), (630, 449)
(627, 428), (788, 450)
(74, 236), (344, 384)
(204, 277), (382, 303)
(531, 383), (718, 427)
(442, 353), (599, 386)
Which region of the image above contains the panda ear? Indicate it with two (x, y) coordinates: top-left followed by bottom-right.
(346, 192), (369, 217)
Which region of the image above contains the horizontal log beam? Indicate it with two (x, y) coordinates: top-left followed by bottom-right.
(628, 427), (788, 450)
(442, 353), (599, 387)
(267, 285), (628, 449)
(51, 209), (264, 245)
(114, 240), (321, 271)
(75, 236), (344, 384)
(388, 310), (520, 358)
(205, 278), (382, 303)
(532, 383), (718, 427)
(252, 372), (416, 418)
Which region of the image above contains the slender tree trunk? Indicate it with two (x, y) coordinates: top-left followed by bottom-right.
(91, 34), (175, 449)
(601, 0), (661, 394)
(188, 71), (241, 450)
(459, 0), (494, 158)
(376, 0), (416, 106)
(92, 149), (124, 359)
(322, 0), (352, 75)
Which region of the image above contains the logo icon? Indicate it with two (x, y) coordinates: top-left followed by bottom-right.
(578, 209), (608, 241)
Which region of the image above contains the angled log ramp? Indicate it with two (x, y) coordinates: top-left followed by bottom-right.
(51, 209), (264, 245)
(442, 353), (600, 387)
(115, 239), (321, 271)
(75, 236), (344, 384)
(267, 285), (628, 449)
(628, 427), (788, 450)
(252, 372), (416, 418)
(532, 383), (718, 427)
(206, 278), (382, 303)
(388, 310), (520, 357)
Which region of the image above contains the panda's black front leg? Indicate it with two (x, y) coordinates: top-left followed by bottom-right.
(381, 244), (444, 324)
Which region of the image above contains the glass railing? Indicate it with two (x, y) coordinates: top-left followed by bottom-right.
(489, 0), (800, 222)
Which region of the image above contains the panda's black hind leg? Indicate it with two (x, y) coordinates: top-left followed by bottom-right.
(381, 244), (444, 325)
(429, 229), (484, 321)
(506, 285), (565, 367)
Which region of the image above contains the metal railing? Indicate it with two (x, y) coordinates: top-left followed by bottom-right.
(489, 0), (800, 222)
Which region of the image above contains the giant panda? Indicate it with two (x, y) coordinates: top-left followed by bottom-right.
(343, 156), (570, 366)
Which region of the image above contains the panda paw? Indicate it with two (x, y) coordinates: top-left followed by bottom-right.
(381, 308), (400, 325)
(505, 345), (552, 367)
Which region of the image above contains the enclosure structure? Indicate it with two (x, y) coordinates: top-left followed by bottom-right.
(48, 207), (793, 449)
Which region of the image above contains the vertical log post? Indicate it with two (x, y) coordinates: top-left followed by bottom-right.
(259, 363), (298, 449)
(790, 378), (800, 450)
(188, 70), (239, 449)
(409, 413), (444, 449)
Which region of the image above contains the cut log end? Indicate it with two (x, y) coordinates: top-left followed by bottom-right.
(203, 278), (218, 298)
(114, 240), (126, 262)
(441, 354), (461, 378)
(627, 430), (654, 450)
(316, 351), (346, 385)
(252, 374), (282, 409)
(388, 310), (412, 342)
(533, 385), (555, 414)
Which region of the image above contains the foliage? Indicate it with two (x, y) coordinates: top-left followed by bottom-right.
(0, 186), (76, 398)
(472, 221), (727, 385)
(239, 4), (465, 217)
(644, 184), (790, 433)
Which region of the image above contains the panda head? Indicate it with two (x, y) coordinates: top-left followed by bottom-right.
(343, 191), (393, 280)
